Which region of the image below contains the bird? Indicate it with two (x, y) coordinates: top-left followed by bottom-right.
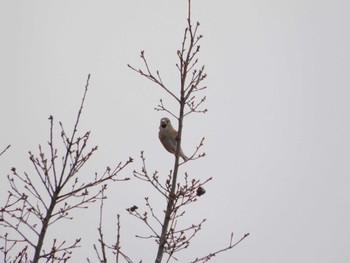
(158, 117), (189, 161)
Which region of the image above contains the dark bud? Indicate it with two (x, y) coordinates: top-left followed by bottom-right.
(197, 186), (206, 196)
(127, 205), (138, 212)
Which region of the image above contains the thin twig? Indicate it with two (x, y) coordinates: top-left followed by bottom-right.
(190, 233), (250, 263)
(0, 144), (10, 157)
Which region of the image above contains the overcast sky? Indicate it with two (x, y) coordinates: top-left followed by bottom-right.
(1, 1), (349, 262)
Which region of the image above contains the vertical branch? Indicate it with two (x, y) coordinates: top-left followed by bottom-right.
(155, 1), (192, 262)
(32, 74), (92, 263)
(97, 185), (108, 263)
(116, 214), (121, 263)
(32, 194), (58, 263)
(58, 74), (91, 189)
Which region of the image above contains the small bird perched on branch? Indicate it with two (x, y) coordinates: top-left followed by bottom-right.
(158, 117), (189, 161)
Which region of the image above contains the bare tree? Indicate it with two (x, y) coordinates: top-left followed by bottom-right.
(125, 0), (249, 262)
(0, 74), (132, 263)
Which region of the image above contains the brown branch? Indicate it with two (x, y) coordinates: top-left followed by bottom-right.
(154, 99), (178, 120)
(96, 186), (108, 263)
(182, 137), (206, 164)
(190, 233), (250, 263)
(0, 144), (11, 157)
(127, 201), (160, 240)
(133, 151), (168, 199)
(128, 51), (180, 103)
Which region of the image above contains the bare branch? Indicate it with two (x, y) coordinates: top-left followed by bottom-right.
(133, 151), (168, 198)
(182, 137), (206, 164)
(0, 144), (11, 157)
(154, 99), (178, 120)
(95, 186), (108, 263)
(191, 233), (250, 263)
(128, 51), (180, 103)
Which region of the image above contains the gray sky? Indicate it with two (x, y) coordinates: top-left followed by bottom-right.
(1, 1), (349, 262)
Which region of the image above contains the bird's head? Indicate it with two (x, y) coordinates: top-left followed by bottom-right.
(160, 117), (171, 129)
